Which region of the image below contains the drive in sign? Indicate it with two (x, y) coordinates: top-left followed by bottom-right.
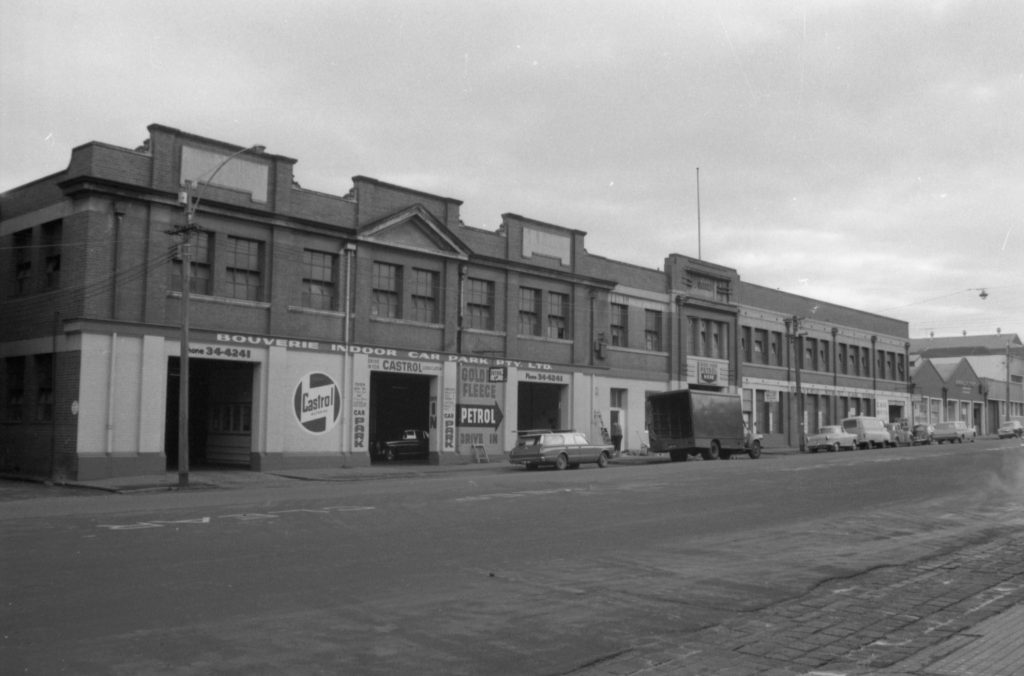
(457, 401), (504, 429)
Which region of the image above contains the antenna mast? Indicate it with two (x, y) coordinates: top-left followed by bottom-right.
(696, 167), (702, 260)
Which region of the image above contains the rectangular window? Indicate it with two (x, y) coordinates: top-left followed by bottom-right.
(35, 354), (53, 422)
(644, 310), (662, 351)
(547, 292), (569, 339)
(42, 221), (61, 290)
(372, 262), (401, 318)
(712, 322), (723, 359)
(172, 232), (212, 295)
(301, 249), (337, 311)
(755, 329), (768, 364)
(14, 230), (32, 295)
(742, 326), (752, 362)
(410, 268), (439, 323)
(610, 388), (626, 409)
(820, 341), (829, 373)
(465, 278), (494, 330)
(771, 331), (783, 366)
(610, 303), (628, 347)
(518, 287), (541, 336)
(5, 356), (25, 422)
(839, 344), (849, 374)
(225, 236), (262, 301)
(805, 338), (816, 371)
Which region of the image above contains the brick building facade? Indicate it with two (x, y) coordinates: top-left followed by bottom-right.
(1, 124), (910, 480)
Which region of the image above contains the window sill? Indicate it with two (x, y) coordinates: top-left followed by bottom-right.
(287, 305), (347, 318)
(167, 291), (270, 310)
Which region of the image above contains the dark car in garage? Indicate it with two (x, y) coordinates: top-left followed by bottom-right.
(376, 429), (429, 461)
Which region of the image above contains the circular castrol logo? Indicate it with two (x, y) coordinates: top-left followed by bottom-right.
(293, 372), (341, 433)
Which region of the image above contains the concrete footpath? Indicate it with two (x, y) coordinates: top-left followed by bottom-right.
(5, 447), (1023, 676)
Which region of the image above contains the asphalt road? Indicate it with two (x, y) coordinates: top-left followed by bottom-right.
(3, 439), (1023, 675)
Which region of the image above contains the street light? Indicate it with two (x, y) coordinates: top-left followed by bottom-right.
(171, 144), (265, 487)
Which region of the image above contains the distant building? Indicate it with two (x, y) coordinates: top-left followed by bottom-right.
(1, 123), (911, 480)
(910, 333), (1024, 433)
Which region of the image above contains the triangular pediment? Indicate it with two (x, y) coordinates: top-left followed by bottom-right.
(360, 205), (470, 259)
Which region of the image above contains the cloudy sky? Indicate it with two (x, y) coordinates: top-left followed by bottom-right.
(2, 0), (1021, 340)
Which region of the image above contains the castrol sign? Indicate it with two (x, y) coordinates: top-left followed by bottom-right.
(294, 372), (341, 433)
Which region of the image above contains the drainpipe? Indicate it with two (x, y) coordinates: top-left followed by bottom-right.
(106, 333), (118, 455)
(831, 327), (838, 423)
(343, 243), (356, 344)
(871, 335), (878, 416)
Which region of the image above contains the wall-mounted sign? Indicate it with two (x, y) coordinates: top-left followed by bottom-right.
(294, 372), (341, 434)
(457, 402), (504, 429)
(488, 366), (507, 383)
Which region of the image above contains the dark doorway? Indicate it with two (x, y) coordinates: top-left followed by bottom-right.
(369, 372), (432, 463)
(165, 358), (254, 469)
(517, 382), (564, 430)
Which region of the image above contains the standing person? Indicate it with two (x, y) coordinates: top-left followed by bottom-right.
(610, 419), (623, 452)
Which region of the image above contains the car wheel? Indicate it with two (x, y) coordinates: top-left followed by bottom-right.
(554, 453), (569, 470)
(748, 440), (762, 459)
(702, 441), (720, 461)
(832, 442), (840, 453)
(597, 452), (609, 468)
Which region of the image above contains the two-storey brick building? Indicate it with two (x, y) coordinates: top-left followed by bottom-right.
(1, 124), (911, 480)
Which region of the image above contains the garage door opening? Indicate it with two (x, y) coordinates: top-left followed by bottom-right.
(518, 382), (566, 431)
(370, 372), (432, 464)
(165, 358), (254, 469)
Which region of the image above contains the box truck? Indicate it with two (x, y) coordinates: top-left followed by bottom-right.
(646, 389), (762, 461)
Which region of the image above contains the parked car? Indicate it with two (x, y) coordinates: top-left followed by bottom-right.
(376, 429), (429, 461)
(509, 430), (613, 470)
(996, 420), (1024, 439)
(885, 421), (912, 446)
(931, 421), (976, 444)
(911, 423), (934, 445)
(805, 425), (857, 453)
(841, 416), (891, 449)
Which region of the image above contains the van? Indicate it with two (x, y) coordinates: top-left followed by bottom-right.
(841, 416), (891, 449)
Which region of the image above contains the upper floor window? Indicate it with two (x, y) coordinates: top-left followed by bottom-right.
(13, 230), (32, 296)
(42, 221), (61, 290)
(547, 292), (569, 339)
(465, 278), (494, 330)
(372, 262), (401, 318)
(225, 236), (262, 301)
(610, 303), (628, 347)
(35, 354), (53, 422)
(771, 331), (783, 366)
(644, 310), (663, 351)
(301, 249), (337, 311)
(741, 326), (752, 362)
(172, 231), (212, 295)
(518, 287), (541, 336)
(4, 356), (25, 422)
(839, 343), (849, 374)
(410, 268), (439, 323)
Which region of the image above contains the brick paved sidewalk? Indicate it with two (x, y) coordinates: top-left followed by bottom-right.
(576, 530), (1024, 676)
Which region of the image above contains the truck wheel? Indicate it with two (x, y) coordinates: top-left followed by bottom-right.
(554, 454), (569, 470)
(748, 440), (762, 459)
(702, 441), (720, 461)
